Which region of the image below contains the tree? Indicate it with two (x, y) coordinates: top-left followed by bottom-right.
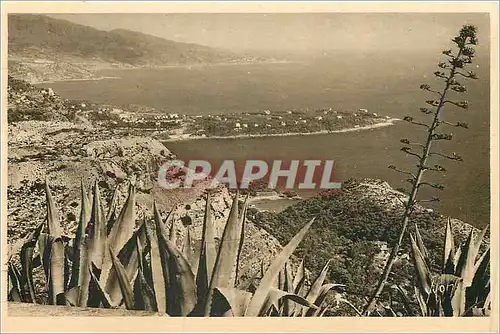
(363, 24), (479, 315)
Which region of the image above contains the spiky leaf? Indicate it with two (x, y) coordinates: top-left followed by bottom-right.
(414, 224), (430, 267)
(409, 234), (432, 296)
(69, 180), (91, 289)
(20, 222), (44, 303)
(204, 193), (243, 315)
(149, 202), (169, 313)
(163, 237), (197, 316)
(212, 287), (253, 316)
(261, 288), (318, 316)
(245, 218), (315, 316)
(134, 238), (158, 312)
(100, 184), (136, 286)
(443, 218), (455, 273)
(195, 193), (217, 313)
(109, 247), (134, 310)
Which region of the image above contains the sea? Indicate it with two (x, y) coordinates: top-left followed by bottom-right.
(37, 52), (490, 227)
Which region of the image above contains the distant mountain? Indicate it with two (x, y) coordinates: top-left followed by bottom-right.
(8, 14), (244, 66)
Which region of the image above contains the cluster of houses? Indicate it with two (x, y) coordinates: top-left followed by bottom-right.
(225, 108), (380, 133)
(90, 104), (390, 138)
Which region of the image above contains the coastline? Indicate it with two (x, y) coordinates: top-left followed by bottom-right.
(107, 59), (297, 71)
(34, 76), (121, 85)
(163, 118), (401, 142)
(31, 60), (295, 84)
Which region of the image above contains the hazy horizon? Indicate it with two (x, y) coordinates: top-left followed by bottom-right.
(47, 13), (490, 54)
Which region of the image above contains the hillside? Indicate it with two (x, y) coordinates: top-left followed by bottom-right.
(8, 14), (260, 83)
(248, 178), (485, 310)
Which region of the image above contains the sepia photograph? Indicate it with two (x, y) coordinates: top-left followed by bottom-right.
(1, 1), (498, 333)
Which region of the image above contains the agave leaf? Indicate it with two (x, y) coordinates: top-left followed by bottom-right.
(182, 226), (195, 272)
(134, 266), (157, 311)
(432, 274), (463, 316)
(414, 286), (428, 316)
(49, 238), (66, 305)
(155, 214), (197, 315)
(414, 224), (430, 267)
(204, 192), (243, 316)
(77, 235), (91, 307)
(466, 248), (490, 311)
(89, 263), (115, 308)
(109, 247), (134, 310)
(409, 234), (432, 296)
(456, 228), (477, 287)
(44, 181), (66, 305)
(453, 244), (462, 269)
(82, 182), (107, 308)
(212, 192), (242, 287)
(64, 286), (80, 307)
(267, 304), (280, 316)
(212, 287), (253, 316)
(134, 237), (158, 312)
(261, 288), (318, 316)
(105, 222), (145, 306)
(245, 218), (315, 317)
(100, 184), (136, 286)
(162, 235), (197, 316)
(45, 180), (62, 239)
(88, 181), (107, 270)
(301, 259), (333, 316)
(149, 202), (169, 314)
(20, 222), (44, 303)
(472, 225), (489, 262)
(69, 180), (91, 289)
(474, 247), (490, 276)
(106, 184), (120, 234)
(195, 193), (217, 313)
(277, 266), (285, 290)
(305, 283), (345, 316)
(442, 218), (455, 273)
(443, 252), (456, 276)
(292, 258), (306, 295)
(235, 195), (249, 286)
(8, 262), (24, 302)
(281, 262), (295, 315)
(483, 290), (492, 311)
(305, 259), (332, 304)
(37, 233), (51, 288)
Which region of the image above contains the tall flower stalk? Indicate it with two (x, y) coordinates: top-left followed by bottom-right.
(363, 25), (479, 315)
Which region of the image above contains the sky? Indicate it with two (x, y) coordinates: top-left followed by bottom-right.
(48, 13), (490, 53)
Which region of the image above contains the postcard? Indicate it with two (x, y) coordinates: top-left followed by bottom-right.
(1, 1), (498, 333)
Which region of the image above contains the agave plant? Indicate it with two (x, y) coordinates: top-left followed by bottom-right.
(7, 179), (344, 317)
(409, 219), (490, 316)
